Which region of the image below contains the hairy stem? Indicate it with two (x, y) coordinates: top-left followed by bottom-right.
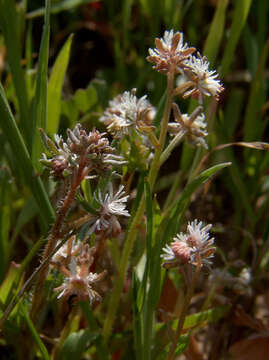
(30, 155), (89, 320)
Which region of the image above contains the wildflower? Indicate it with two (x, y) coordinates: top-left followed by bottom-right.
(147, 30), (195, 75)
(54, 247), (106, 304)
(168, 103), (208, 148)
(86, 183), (130, 236)
(67, 124), (126, 170)
(161, 219), (215, 268)
(180, 53), (224, 103)
(41, 125), (125, 179)
(100, 89), (155, 138)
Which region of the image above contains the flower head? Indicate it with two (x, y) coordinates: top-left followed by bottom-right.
(147, 30), (195, 75)
(86, 184), (130, 236)
(168, 103), (208, 148)
(41, 125), (125, 179)
(100, 89), (155, 138)
(161, 219), (215, 268)
(54, 247), (106, 304)
(182, 53), (224, 103)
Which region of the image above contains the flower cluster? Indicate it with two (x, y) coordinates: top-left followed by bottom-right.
(147, 30), (223, 103)
(100, 88), (156, 138)
(161, 220), (216, 268)
(147, 30), (195, 74)
(147, 30), (224, 148)
(41, 124), (125, 179)
(53, 244), (106, 304)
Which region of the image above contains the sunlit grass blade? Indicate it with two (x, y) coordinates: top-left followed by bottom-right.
(0, 0), (30, 146)
(47, 34), (73, 136)
(27, 0), (100, 19)
(203, 0), (228, 64)
(221, 0), (252, 76)
(0, 82), (55, 229)
(21, 303), (50, 360)
(31, 0), (51, 171)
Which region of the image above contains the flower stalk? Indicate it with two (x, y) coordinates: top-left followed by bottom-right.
(165, 259), (201, 360)
(103, 70), (175, 340)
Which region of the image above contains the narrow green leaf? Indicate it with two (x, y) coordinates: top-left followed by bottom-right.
(244, 38), (269, 142)
(21, 303), (50, 360)
(132, 272), (143, 360)
(156, 305), (230, 333)
(157, 334), (190, 359)
(47, 34), (73, 136)
(0, 263), (20, 311)
(0, 167), (11, 280)
(31, 0), (51, 171)
(221, 0), (252, 76)
(0, 82), (55, 228)
(27, 0), (100, 19)
(203, 0), (228, 64)
(0, 0), (30, 146)
(168, 162), (232, 234)
(10, 195), (39, 251)
(182, 305), (230, 330)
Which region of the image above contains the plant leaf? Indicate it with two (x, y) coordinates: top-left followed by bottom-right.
(31, 0), (50, 171)
(0, 82), (55, 229)
(47, 34), (73, 136)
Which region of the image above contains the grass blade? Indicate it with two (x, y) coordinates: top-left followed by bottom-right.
(0, 0), (30, 146)
(203, 0), (229, 64)
(47, 34), (73, 136)
(243, 38), (269, 142)
(221, 0), (252, 76)
(21, 303), (50, 360)
(27, 0), (100, 19)
(31, 0), (51, 171)
(0, 82), (55, 228)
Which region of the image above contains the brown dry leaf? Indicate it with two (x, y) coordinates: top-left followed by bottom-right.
(230, 334), (269, 360)
(158, 276), (178, 314)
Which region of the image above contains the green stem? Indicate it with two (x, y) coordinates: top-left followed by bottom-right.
(148, 72), (175, 188)
(103, 72), (175, 341)
(165, 264), (201, 360)
(160, 131), (186, 166)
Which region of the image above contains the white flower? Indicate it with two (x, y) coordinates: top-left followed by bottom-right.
(183, 53), (224, 103)
(86, 184), (130, 236)
(100, 89), (155, 138)
(147, 30), (195, 74)
(54, 257), (105, 304)
(161, 219), (215, 267)
(97, 183), (130, 217)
